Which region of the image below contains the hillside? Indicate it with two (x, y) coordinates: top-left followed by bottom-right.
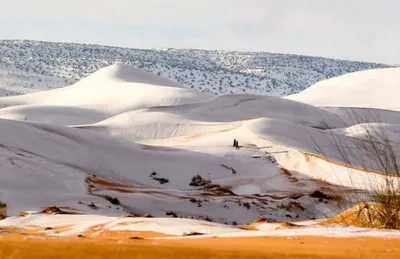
(0, 40), (393, 97)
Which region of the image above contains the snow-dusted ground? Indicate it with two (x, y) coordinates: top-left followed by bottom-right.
(0, 63), (69, 96)
(1, 213), (399, 238)
(0, 40), (393, 97)
(0, 64), (400, 238)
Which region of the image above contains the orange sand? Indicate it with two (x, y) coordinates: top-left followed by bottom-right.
(0, 234), (399, 259)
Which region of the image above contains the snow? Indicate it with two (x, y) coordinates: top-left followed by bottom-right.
(0, 214), (246, 237)
(0, 64), (209, 124)
(322, 107), (400, 125)
(76, 94), (344, 144)
(0, 63), (399, 238)
(1, 214), (399, 238)
(287, 68), (400, 110)
(0, 62), (69, 96)
(0, 118), (280, 220)
(202, 226), (400, 238)
(231, 184), (262, 195)
(0, 40), (392, 97)
(0, 105), (110, 125)
(105, 217), (243, 236)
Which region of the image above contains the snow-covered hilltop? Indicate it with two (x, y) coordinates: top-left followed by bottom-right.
(0, 40), (393, 97)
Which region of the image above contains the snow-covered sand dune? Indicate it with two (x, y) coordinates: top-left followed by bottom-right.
(0, 64), (209, 124)
(75, 94), (344, 142)
(0, 64), (400, 237)
(287, 67), (400, 110)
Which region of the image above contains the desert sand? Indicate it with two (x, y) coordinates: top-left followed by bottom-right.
(0, 235), (399, 259)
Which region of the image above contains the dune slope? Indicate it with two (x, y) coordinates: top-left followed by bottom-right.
(0, 64), (400, 238)
(287, 68), (400, 110)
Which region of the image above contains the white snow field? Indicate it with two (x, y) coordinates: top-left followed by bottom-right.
(1, 213), (399, 238)
(0, 64), (209, 125)
(0, 64), (399, 238)
(287, 67), (400, 110)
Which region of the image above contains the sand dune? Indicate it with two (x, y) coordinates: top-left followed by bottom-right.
(0, 64), (400, 240)
(0, 64), (209, 124)
(287, 67), (400, 110)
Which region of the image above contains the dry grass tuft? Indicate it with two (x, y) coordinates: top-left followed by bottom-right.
(313, 110), (400, 229)
(41, 206), (69, 215)
(251, 217), (272, 225)
(279, 222), (301, 228)
(325, 202), (400, 229)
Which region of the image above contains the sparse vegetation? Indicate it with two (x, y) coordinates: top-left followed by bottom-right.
(150, 171), (170, 184)
(88, 202), (98, 210)
(189, 175), (211, 187)
(309, 190), (337, 201)
(188, 198), (203, 207)
(41, 206), (67, 215)
(189, 175), (236, 195)
(0, 200), (7, 219)
(0, 40), (391, 97)
(242, 202), (251, 209)
(104, 195), (121, 205)
(129, 236), (144, 240)
(200, 216), (213, 222)
(166, 211), (178, 218)
(315, 111), (400, 229)
(220, 164), (237, 174)
(18, 211), (29, 217)
(183, 232), (204, 236)
(153, 177), (169, 184)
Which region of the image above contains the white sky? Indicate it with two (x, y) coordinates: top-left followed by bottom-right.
(0, 0), (399, 64)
